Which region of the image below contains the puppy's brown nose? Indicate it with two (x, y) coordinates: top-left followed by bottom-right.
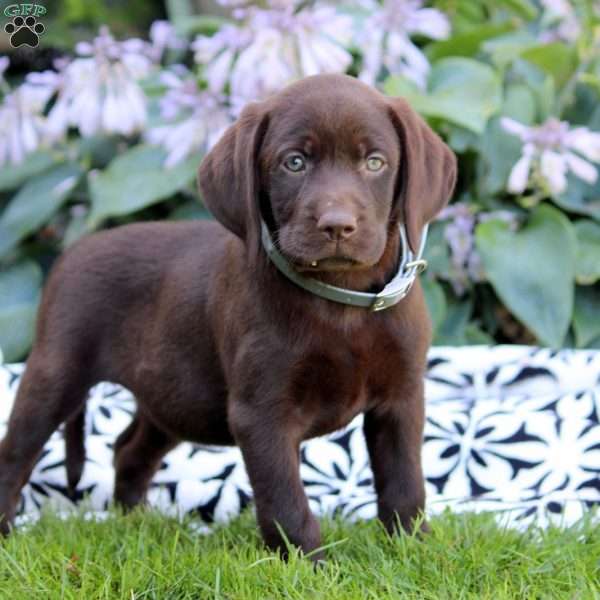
(317, 210), (357, 241)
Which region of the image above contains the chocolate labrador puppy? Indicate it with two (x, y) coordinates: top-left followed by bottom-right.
(0, 74), (456, 558)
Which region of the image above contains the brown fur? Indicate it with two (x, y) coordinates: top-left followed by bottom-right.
(0, 74), (456, 559)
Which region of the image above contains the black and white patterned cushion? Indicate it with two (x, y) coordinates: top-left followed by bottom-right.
(1, 345), (599, 530)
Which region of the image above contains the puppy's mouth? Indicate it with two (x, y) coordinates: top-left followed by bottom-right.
(294, 256), (365, 272)
(274, 230), (379, 272)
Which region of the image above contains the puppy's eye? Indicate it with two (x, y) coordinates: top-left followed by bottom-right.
(366, 155), (385, 172)
(283, 153), (306, 173)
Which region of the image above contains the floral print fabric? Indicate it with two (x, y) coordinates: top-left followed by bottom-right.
(1, 345), (598, 529)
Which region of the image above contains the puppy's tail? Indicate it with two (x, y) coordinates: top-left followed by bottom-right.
(64, 408), (86, 498)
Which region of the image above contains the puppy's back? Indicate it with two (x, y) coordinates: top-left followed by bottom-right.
(32, 220), (230, 378)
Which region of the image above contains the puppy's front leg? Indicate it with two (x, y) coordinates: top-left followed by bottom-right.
(363, 389), (428, 535)
(229, 402), (322, 560)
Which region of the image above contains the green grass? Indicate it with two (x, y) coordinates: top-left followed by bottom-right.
(0, 508), (598, 599)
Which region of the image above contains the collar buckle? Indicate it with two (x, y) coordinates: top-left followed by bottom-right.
(371, 296), (394, 312)
(405, 259), (428, 274)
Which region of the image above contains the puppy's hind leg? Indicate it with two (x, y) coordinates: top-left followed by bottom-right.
(113, 413), (178, 510)
(0, 351), (91, 534)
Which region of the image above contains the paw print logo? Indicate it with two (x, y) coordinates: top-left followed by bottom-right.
(5, 16), (45, 48)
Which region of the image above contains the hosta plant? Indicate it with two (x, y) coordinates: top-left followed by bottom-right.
(1, 0), (600, 361)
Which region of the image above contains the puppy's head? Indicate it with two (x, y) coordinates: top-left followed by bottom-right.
(198, 74), (456, 271)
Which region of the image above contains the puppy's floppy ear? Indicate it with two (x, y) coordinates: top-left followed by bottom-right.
(198, 101), (269, 253)
(387, 97), (457, 253)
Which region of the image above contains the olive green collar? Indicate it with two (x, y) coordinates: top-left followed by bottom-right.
(260, 220), (428, 311)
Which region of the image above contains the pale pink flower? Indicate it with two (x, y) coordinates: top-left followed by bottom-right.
(438, 204), (518, 293)
(539, 0), (581, 43)
(0, 83), (54, 167)
(146, 68), (232, 168)
(27, 27), (155, 141)
(192, 1), (353, 103)
(501, 117), (600, 196)
(357, 0), (450, 89)
(149, 20), (187, 62)
(193, 24), (252, 98)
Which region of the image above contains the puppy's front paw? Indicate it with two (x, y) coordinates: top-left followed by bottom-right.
(382, 509), (429, 538)
(416, 518), (431, 537)
(0, 514), (13, 537)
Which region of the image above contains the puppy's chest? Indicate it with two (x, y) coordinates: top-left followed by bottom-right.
(291, 340), (404, 438)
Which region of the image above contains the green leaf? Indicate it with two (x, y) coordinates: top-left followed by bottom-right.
(572, 286), (600, 348)
(165, 0), (193, 20)
(554, 174), (600, 220)
(62, 212), (91, 249)
(423, 222), (451, 277)
(421, 278), (446, 334)
(510, 60), (556, 121)
(574, 220), (600, 285)
(500, 0), (538, 19)
(475, 204), (577, 347)
(502, 83), (538, 123)
(426, 23), (514, 62)
(88, 146), (198, 225)
(584, 335), (600, 349)
(563, 85), (600, 127)
(384, 58), (502, 133)
(0, 163), (83, 258)
(482, 31), (537, 68)
(0, 151), (59, 192)
(520, 43), (578, 89)
(465, 323), (495, 344)
(446, 125), (479, 152)
(433, 296), (473, 346)
(75, 136), (121, 169)
(168, 201), (213, 221)
(0, 260), (42, 361)
(579, 73), (600, 97)
(453, 1), (486, 28)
